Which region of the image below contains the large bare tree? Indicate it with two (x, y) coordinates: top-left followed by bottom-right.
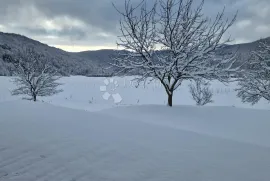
(10, 47), (63, 101)
(236, 41), (270, 104)
(113, 0), (238, 106)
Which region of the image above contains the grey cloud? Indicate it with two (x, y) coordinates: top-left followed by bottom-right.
(17, 26), (87, 40)
(0, 0), (269, 49)
(32, 0), (122, 34)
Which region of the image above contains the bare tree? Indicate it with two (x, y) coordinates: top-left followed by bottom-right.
(113, 0), (238, 106)
(189, 79), (213, 106)
(236, 41), (270, 105)
(10, 47), (63, 101)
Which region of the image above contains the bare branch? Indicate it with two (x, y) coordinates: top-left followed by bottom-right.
(189, 79), (213, 106)
(113, 0), (238, 106)
(236, 40), (270, 105)
(10, 47), (63, 101)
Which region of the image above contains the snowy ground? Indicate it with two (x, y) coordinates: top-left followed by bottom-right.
(0, 76), (269, 111)
(0, 76), (270, 181)
(0, 101), (270, 181)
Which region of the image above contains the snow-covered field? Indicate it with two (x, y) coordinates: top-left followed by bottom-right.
(1, 76), (269, 111)
(0, 76), (270, 181)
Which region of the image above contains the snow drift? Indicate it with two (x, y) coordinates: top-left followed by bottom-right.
(0, 101), (270, 181)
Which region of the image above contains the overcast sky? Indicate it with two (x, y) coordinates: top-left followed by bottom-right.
(0, 0), (269, 52)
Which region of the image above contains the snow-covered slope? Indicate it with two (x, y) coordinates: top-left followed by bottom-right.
(0, 101), (270, 181)
(103, 105), (270, 147)
(0, 32), (96, 76)
(1, 31), (270, 76)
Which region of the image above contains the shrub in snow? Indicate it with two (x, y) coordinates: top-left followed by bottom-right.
(9, 47), (63, 101)
(113, 0), (239, 107)
(236, 41), (270, 105)
(189, 79), (213, 106)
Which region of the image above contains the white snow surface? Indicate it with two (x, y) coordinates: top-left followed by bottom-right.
(0, 76), (270, 111)
(0, 76), (270, 181)
(0, 101), (270, 181)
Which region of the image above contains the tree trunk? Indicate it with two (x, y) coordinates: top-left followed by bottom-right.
(167, 93), (173, 107)
(33, 94), (37, 102)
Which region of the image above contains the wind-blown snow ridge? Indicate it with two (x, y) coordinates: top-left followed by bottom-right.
(103, 105), (270, 148)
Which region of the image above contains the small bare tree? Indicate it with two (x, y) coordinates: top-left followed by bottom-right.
(236, 41), (270, 105)
(189, 79), (213, 106)
(113, 0), (238, 106)
(10, 47), (63, 101)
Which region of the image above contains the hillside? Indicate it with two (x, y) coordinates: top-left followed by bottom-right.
(0, 32), (99, 76)
(0, 31), (269, 76)
(76, 38), (270, 70)
(220, 37), (270, 65)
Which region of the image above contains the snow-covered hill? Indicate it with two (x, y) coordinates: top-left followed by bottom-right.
(0, 101), (270, 181)
(0, 32), (97, 76)
(1, 31), (270, 76)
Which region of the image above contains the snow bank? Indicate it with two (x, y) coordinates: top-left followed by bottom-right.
(0, 101), (270, 181)
(103, 105), (270, 147)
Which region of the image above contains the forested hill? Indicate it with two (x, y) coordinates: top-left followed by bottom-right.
(0, 32), (100, 76)
(0, 31), (269, 76)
